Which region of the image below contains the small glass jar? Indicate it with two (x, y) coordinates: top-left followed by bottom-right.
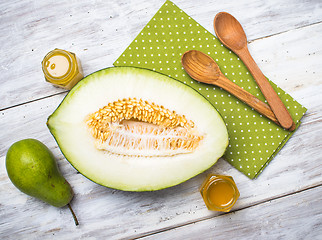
(42, 49), (83, 90)
(200, 174), (240, 212)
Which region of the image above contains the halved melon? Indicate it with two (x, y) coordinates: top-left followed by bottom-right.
(47, 67), (228, 191)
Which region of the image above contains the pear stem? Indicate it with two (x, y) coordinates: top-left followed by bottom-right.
(67, 203), (79, 226)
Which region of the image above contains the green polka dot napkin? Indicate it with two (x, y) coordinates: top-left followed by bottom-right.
(113, 0), (307, 179)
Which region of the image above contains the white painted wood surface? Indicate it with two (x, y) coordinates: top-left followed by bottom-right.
(0, 0), (321, 239)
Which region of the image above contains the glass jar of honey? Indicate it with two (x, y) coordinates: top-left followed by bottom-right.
(42, 49), (83, 90)
(200, 174), (240, 212)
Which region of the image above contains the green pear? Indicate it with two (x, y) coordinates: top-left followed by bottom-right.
(6, 139), (73, 207)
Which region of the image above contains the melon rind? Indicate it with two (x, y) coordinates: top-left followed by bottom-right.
(47, 67), (228, 191)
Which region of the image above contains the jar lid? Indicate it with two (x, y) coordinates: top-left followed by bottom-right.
(200, 174), (240, 212)
(42, 49), (75, 84)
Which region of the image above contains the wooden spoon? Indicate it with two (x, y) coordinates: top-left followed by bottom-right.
(214, 12), (295, 130)
(181, 50), (283, 128)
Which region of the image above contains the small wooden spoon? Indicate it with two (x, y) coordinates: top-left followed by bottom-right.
(181, 50), (283, 128)
(214, 12), (295, 130)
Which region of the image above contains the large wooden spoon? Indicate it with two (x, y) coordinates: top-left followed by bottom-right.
(214, 12), (295, 130)
(181, 50), (285, 128)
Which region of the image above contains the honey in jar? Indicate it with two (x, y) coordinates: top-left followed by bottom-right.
(200, 174), (240, 212)
(42, 49), (83, 90)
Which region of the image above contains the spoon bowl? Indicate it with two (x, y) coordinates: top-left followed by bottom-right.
(181, 49), (220, 83)
(214, 12), (247, 51)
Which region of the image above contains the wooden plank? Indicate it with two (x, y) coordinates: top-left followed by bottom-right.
(0, 21), (321, 239)
(140, 186), (322, 240)
(1, 0), (322, 110)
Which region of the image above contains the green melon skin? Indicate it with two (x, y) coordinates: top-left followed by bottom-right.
(47, 67), (229, 191)
(6, 139), (73, 207)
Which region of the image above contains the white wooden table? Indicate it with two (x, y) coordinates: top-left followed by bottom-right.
(1, 0), (322, 239)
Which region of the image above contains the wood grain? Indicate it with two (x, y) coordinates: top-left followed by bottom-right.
(1, 0), (322, 239)
(141, 186), (322, 240)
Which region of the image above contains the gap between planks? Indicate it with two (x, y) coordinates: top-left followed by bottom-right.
(131, 183), (322, 240)
(0, 91), (67, 112)
(248, 20), (322, 44)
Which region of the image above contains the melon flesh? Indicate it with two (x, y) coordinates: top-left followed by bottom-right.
(47, 67), (228, 191)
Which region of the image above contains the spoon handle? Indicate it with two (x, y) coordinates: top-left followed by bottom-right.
(215, 74), (280, 126)
(236, 47), (294, 130)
